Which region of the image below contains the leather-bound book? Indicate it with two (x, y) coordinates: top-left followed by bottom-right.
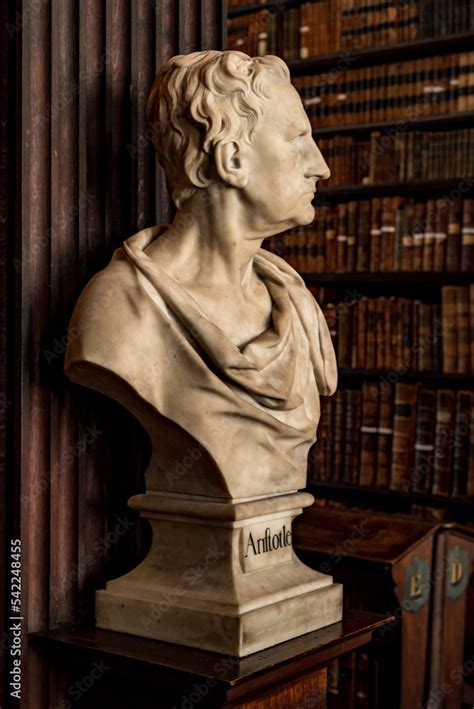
(456, 285), (470, 374)
(451, 390), (471, 497)
(337, 652), (356, 709)
(400, 202), (414, 271)
(346, 200), (358, 272)
(376, 382), (394, 487)
(441, 286), (459, 373)
(312, 394), (333, 482)
(390, 382), (419, 491)
(299, 3), (311, 59)
(330, 0), (342, 53)
(413, 388), (436, 494)
(365, 298), (377, 370)
(380, 197), (396, 271)
(470, 284), (474, 373)
(333, 389), (346, 482)
(337, 300), (350, 368)
(336, 202), (348, 272)
(461, 198), (474, 271)
(468, 392), (474, 496)
(433, 198), (448, 271)
(325, 207), (337, 271)
(375, 297), (387, 371)
(356, 200), (370, 272)
(355, 652), (370, 709)
(313, 214), (326, 272)
(432, 303), (442, 372)
(369, 198), (382, 272)
(343, 389), (361, 484)
(402, 298), (414, 371)
(393, 199), (405, 270)
(431, 389), (455, 496)
(417, 302), (433, 372)
(356, 297), (368, 368)
(359, 380), (380, 487)
(385, 297), (395, 370)
(422, 200), (436, 271)
(446, 199), (462, 271)
(412, 201), (425, 271)
(393, 298), (404, 371)
(324, 302), (338, 357)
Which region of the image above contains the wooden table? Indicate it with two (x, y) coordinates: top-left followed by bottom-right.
(31, 610), (392, 708)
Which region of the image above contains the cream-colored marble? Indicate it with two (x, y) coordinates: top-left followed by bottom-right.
(65, 50), (342, 655)
(96, 492), (342, 655)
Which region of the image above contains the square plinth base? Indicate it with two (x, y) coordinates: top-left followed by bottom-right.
(96, 580), (342, 656)
(95, 491), (343, 656)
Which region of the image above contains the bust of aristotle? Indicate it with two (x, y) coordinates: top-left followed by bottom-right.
(65, 50), (336, 500)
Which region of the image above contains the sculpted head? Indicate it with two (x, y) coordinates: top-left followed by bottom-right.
(146, 50), (330, 231)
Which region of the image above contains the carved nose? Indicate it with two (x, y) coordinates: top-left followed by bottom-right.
(306, 140), (330, 181)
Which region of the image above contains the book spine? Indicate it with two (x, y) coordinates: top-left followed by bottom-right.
(441, 286), (459, 373)
(451, 390), (471, 496)
(413, 388), (436, 493)
(431, 389), (455, 495)
(375, 382), (394, 487)
(390, 382), (418, 491)
(359, 380), (379, 486)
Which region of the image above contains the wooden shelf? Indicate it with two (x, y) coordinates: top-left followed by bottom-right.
(228, 1), (298, 18)
(338, 368), (473, 386)
(307, 480), (474, 510)
(312, 111), (474, 138)
(288, 32), (474, 75)
(315, 178), (474, 201)
(302, 271), (474, 286)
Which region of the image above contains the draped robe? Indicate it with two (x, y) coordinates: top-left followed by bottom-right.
(65, 226), (337, 499)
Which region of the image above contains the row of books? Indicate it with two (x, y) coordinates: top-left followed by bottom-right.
(316, 288), (473, 374)
(292, 52), (474, 126)
(310, 381), (474, 497)
(317, 128), (474, 186)
(266, 198), (474, 273)
(228, 1), (474, 59)
(327, 651), (373, 709)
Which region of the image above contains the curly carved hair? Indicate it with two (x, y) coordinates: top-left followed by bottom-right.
(145, 50), (291, 209)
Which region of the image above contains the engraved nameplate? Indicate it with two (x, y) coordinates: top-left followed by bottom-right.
(240, 518), (293, 572)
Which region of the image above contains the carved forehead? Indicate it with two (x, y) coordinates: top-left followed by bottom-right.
(260, 82), (309, 132)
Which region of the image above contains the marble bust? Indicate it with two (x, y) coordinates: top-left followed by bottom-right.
(65, 50), (342, 655)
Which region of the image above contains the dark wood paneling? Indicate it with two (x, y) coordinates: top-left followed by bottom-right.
(50, 0), (80, 628)
(155, 0), (178, 226)
(4, 2), (226, 704)
(77, 0), (107, 626)
(21, 4), (52, 708)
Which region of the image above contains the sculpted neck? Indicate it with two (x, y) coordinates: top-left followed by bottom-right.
(144, 185), (274, 292)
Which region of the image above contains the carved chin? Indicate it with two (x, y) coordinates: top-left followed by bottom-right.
(298, 203), (315, 225)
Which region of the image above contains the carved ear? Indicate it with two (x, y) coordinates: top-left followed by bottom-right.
(213, 141), (248, 189)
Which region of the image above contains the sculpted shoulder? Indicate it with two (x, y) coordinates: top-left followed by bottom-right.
(64, 247), (148, 378)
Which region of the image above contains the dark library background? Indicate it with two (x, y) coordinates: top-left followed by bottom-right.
(1, 1), (473, 707)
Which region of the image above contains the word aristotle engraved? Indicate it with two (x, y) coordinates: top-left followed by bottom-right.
(244, 524), (292, 557)
(65, 50), (342, 656)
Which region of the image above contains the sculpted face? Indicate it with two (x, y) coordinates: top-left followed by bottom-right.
(238, 81), (330, 234)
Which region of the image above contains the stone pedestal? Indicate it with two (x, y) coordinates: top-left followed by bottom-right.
(96, 491), (343, 656)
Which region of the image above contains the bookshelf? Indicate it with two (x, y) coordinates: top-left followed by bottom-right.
(315, 179), (474, 200)
(226, 2), (474, 521)
(226, 5), (474, 704)
(287, 30), (474, 73)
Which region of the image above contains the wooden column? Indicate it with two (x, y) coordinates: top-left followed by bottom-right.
(2, 2), (226, 706)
